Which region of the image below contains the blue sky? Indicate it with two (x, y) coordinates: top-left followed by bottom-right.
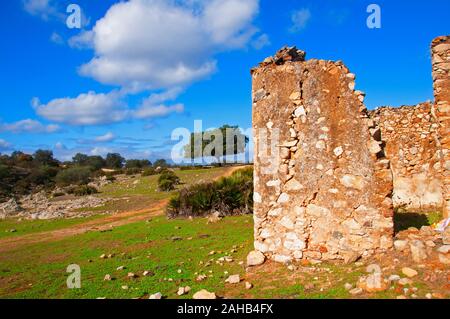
(0, 0), (448, 161)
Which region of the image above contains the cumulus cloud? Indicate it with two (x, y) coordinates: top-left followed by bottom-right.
(33, 91), (128, 126)
(0, 119), (60, 133)
(290, 8), (311, 33)
(74, 0), (261, 91)
(94, 132), (116, 143)
(34, 89), (185, 126)
(33, 0), (263, 128)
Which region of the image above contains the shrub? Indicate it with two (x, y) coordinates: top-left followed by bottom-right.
(125, 168), (141, 175)
(72, 185), (98, 196)
(167, 167), (253, 218)
(142, 167), (156, 176)
(158, 170), (180, 192)
(55, 166), (91, 186)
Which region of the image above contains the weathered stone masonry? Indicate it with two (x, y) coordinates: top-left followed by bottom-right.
(369, 36), (449, 216)
(370, 103), (443, 212)
(432, 36), (450, 218)
(252, 36), (449, 263)
(252, 48), (394, 263)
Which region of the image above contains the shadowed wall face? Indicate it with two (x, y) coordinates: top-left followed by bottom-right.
(251, 48), (394, 263)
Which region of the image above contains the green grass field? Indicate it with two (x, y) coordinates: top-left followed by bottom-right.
(0, 215), (103, 240)
(0, 215), (253, 299)
(0, 213), (428, 299)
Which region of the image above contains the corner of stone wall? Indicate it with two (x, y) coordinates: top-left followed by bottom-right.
(431, 35), (450, 218)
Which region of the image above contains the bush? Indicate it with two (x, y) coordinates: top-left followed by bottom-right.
(167, 167), (253, 218)
(72, 185), (98, 196)
(142, 167), (156, 176)
(55, 166), (91, 186)
(158, 170), (180, 192)
(125, 168), (141, 175)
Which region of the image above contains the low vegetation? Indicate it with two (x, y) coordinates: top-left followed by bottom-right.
(71, 185), (99, 197)
(167, 167), (253, 218)
(158, 170), (181, 191)
(0, 149), (179, 202)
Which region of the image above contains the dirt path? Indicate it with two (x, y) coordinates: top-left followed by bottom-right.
(0, 200), (168, 254)
(0, 165), (250, 253)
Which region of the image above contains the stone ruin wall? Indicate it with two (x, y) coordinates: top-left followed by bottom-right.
(368, 36), (449, 216)
(252, 35), (449, 263)
(370, 103), (443, 212)
(252, 48), (394, 263)
(431, 36), (450, 218)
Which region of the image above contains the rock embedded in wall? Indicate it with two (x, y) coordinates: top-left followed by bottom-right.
(252, 46), (394, 263)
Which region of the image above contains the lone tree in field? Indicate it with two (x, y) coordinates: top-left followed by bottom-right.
(183, 125), (249, 165)
(105, 153), (125, 169)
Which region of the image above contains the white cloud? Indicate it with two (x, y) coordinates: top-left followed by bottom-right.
(23, 0), (90, 27)
(75, 0), (261, 91)
(94, 132), (116, 143)
(33, 91), (129, 126)
(0, 119), (60, 133)
(68, 30), (94, 49)
(134, 103), (184, 119)
(251, 33), (270, 50)
(290, 8), (311, 33)
(23, 0), (60, 20)
(34, 89), (185, 126)
(34, 0), (263, 127)
(0, 139), (12, 151)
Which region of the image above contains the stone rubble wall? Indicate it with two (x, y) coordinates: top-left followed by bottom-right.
(252, 47), (394, 263)
(370, 103), (444, 212)
(431, 36), (450, 218)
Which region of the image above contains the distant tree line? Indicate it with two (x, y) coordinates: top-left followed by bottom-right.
(0, 149), (171, 202)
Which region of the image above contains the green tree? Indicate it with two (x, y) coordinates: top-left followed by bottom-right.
(153, 159), (169, 168)
(183, 125), (249, 165)
(105, 153), (125, 169)
(55, 167), (91, 186)
(125, 159), (151, 169)
(85, 156), (106, 171)
(33, 150), (59, 167)
(72, 153), (89, 166)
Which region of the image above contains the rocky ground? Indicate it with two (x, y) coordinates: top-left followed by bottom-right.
(137, 221), (450, 299)
(0, 176), (114, 220)
(0, 193), (111, 220)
